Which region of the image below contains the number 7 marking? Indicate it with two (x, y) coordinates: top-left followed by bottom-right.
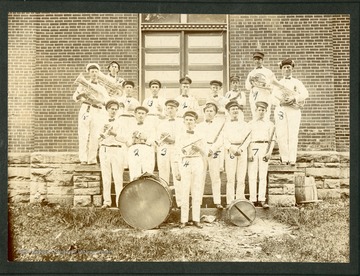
(252, 148), (259, 156)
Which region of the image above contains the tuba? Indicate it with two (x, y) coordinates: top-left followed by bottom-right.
(97, 71), (124, 96)
(74, 73), (106, 105)
(271, 79), (305, 109)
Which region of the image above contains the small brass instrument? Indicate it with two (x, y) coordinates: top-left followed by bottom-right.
(74, 73), (106, 105)
(97, 71), (124, 96)
(155, 133), (171, 147)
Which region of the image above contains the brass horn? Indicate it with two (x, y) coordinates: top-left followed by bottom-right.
(74, 73), (106, 105)
(97, 71), (124, 96)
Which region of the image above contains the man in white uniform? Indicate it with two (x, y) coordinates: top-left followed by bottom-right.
(175, 76), (200, 119)
(73, 63), (109, 165)
(225, 75), (246, 119)
(272, 58), (309, 166)
(247, 101), (275, 209)
(245, 51), (276, 120)
(98, 100), (127, 209)
(223, 101), (251, 206)
(174, 111), (206, 229)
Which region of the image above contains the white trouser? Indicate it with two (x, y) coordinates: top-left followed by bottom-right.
(274, 106), (301, 163)
(78, 104), (103, 163)
(180, 157), (204, 223)
(225, 149), (248, 204)
(128, 144), (155, 181)
(118, 115), (134, 169)
(144, 115), (161, 133)
(157, 144), (182, 207)
(99, 145), (124, 207)
(202, 153), (222, 205)
(247, 143), (269, 202)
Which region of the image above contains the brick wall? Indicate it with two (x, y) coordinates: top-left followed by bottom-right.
(332, 15), (350, 152)
(229, 14), (342, 151)
(8, 13), (349, 153)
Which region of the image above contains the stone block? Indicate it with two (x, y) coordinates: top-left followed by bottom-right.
(74, 182), (88, 188)
(339, 167), (349, 179)
(268, 173), (294, 185)
(92, 195), (103, 207)
(340, 189), (349, 198)
(297, 151), (340, 163)
(8, 189), (30, 197)
(74, 187), (101, 195)
(31, 168), (52, 177)
(313, 163), (325, 168)
(324, 179), (340, 189)
(8, 153), (31, 165)
(317, 189), (340, 199)
(88, 182), (100, 188)
(73, 175), (101, 182)
(47, 195), (73, 205)
(8, 167), (31, 179)
(74, 195), (92, 207)
(325, 163), (340, 168)
(305, 168), (340, 179)
(340, 179), (349, 188)
(31, 152), (79, 164)
(30, 181), (47, 195)
(315, 180), (324, 189)
(46, 186), (73, 195)
(339, 152), (350, 163)
(268, 195), (295, 207)
(8, 194), (30, 203)
(8, 180), (30, 191)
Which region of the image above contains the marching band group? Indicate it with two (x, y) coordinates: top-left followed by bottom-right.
(73, 50), (309, 229)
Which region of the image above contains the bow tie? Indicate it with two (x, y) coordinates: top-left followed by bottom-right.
(231, 119), (238, 122)
(152, 96), (158, 99)
(91, 81), (98, 84)
(285, 77), (292, 79)
(108, 118), (115, 122)
(137, 122), (143, 125)
(186, 130), (194, 134)
(205, 120), (213, 123)
(182, 95), (189, 98)
(213, 95), (218, 98)
(168, 118), (175, 121)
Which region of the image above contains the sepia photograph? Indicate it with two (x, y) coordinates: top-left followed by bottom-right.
(2, 0), (359, 275)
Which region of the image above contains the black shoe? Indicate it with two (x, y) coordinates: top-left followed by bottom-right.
(259, 201), (269, 209)
(193, 222), (203, 229)
(179, 223), (186, 229)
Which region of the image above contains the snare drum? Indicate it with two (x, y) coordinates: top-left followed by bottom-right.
(119, 173), (173, 230)
(226, 199), (256, 227)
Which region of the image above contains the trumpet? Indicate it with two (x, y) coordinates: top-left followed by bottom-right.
(155, 133), (171, 147)
(74, 73), (106, 105)
(271, 79), (305, 109)
(97, 71), (124, 96)
(181, 138), (202, 155)
(250, 73), (272, 89)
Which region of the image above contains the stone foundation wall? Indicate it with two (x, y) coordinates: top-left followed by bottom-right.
(7, 151), (350, 206)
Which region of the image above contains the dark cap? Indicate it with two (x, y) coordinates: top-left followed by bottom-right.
(179, 76), (192, 84)
(86, 63), (100, 72)
(165, 99), (179, 107)
(280, 58), (295, 69)
(149, 79), (162, 88)
(253, 51), (264, 59)
(225, 100), (243, 111)
(255, 101), (268, 109)
(105, 99), (120, 110)
(203, 102), (218, 114)
(134, 105), (149, 113)
(183, 110), (198, 120)
(122, 80), (135, 87)
(107, 61), (120, 70)
(210, 80), (222, 87)
(230, 75), (240, 82)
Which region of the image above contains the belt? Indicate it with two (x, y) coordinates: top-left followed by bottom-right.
(83, 102), (102, 109)
(231, 142), (242, 145)
(252, 141), (269, 143)
(120, 114), (134, 117)
(182, 155), (202, 158)
(101, 145), (122, 148)
(207, 142), (213, 144)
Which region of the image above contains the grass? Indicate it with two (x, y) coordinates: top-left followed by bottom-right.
(8, 198), (350, 262)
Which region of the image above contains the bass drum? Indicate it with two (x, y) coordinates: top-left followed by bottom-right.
(226, 199), (256, 227)
(119, 173), (173, 230)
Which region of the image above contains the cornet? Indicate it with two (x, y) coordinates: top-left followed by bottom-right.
(155, 133), (171, 147)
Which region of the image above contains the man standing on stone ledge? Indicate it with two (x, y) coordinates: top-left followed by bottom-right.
(247, 101), (275, 209)
(73, 63), (109, 165)
(272, 58), (309, 166)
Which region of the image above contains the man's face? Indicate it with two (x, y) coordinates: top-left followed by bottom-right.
(229, 106), (239, 119)
(166, 105), (177, 118)
(210, 84), (221, 96)
(282, 65), (293, 78)
(89, 69), (99, 82)
(109, 63), (119, 76)
(150, 84), (160, 96)
(230, 80), (239, 91)
(135, 110), (147, 122)
(256, 106), (266, 119)
(180, 83), (190, 95)
(184, 116), (196, 130)
(253, 57), (263, 68)
(204, 107), (216, 120)
(124, 85), (133, 96)
(107, 104), (119, 118)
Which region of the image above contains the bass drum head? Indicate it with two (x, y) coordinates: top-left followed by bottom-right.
(119, 177), (172, 230)
(227, 199), (256, 227)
